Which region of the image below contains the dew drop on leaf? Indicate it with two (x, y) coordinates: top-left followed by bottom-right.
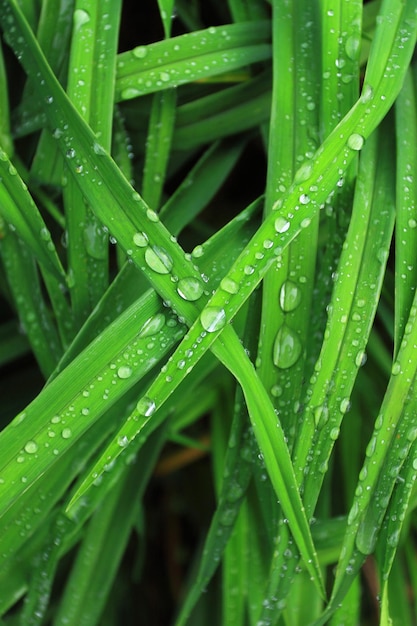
(200, 307), (227, 332)
(133, 232), (149, 247)
(279, 280), (302, 312)
(132, 45), (147, 58)
(347, 133), (365, 151)
(117, 365), (133, 379)
(274, 216), (291, 234)
(345, 35), (360, 60)
(220, 277), (239, 294)
(144, 246), (173, 274)
(272, 324), (302, 369)
(146, 209), (159, 222)
(138, 313), (165, 338)
(61, 428), (72, 439)
(137, 396), (156, 417)
(177, 276), (204, 301)
(24, 441), (38, 454)
(73, 8), (90, 30)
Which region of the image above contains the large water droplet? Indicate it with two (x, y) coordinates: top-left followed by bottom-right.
(73, 8), (90, 30)
(138, 313), (165, 338)
(274, 216), (291, 234)
(279, 280), (302, 312)
(347, 133), (365, 151)
(294, 161), (313, 183)
(61, 428), (72, 439)
(272, 325), (302, 369)
(345, 35), (360, 60)
(220, 277), (239, 294)
(200, 307), (226, 332)
(24, 441), (38, 454)
(145, 246), (173, 274)
(137, 396), (156, 417)
(117, 365), (133, 379)
(177, 276), (204, 301)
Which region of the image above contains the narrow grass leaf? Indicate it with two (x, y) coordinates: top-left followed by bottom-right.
(115, 21), (272, 101)
(394, 65), (417, 354)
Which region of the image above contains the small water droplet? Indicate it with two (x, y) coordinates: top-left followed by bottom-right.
(177, 276), (204, 301)
(274, 216), (291, 234)
(408, 218), (417, 229)
(391, 361), (401, 375)
(244, 265), (255, 275)
(137, 396), (156, 417)
(132, 45), (148, 58)
(360, 83), (374, 103)
(272, 325), (302, 369)
(117, 365), (133, 379)
(347, 134), (365, 151)
(200, 307), (227, 332)
(146, 209), (159, 222)
(160, 71), (170, 82)
(24, 441), (38, 454)
(299, 193), (310, 205)
(279, 280), (302, 312)
(220, 277), (239, 294)
(117, 435), (129, 447)
(300, 217), (311, 229)
(61, 428), (72, 439)
(66, 148), (76, 159)
(340, 397), (351, 413)
(145, 246), (173, 274)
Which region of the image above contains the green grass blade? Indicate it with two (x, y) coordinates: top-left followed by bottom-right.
(141, 89), (177, 209)
(394, 64), (417, 354)
(115, 21), (272, 101)
(0, 151), (66, 281)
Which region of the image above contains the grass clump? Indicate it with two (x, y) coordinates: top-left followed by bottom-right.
(0, 0), (417, 624)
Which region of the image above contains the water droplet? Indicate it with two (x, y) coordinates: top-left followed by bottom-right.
(121, 88), (141, 100)
(408, 218), (417, 229)
(137, 396), (156, 417)
(330, 427), (340, 440)
(360, 83), (374, 103)
(340, 398), (351, 413)
(345, 35), (360, 60)
(272, 325), (302, 369)
(132, 45), (147, 58)
(274, 217), (291, 234)
(93, 142), (106, 155)
(300, 217), (311, 229)
(177, 276), (204, 301)
(73, 8), (90, 30)
(145, 246), (173, 274)
(299, 193), (310, 205)
(24, 441), (38, 454)
(220, 277), (239, 294)
(146, 209), (159, 222)
(244, 265), (255, 275)
(391, 361), (401, 375)
(279, 280), (302, 312)
(133, 232), (149, 247)
(347, 134), (365, 151)
(191, 245), (204, 258)
(160, 71), (170, 82)
(117, 365), (133, 379)
(138, 313), (165, 338)
(66, 148), (76, 159)
(117, 435), (129, 447)
(61, 428), (72, 439)
(294, 161), (313, 183)
(200, 307), (226, 332)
